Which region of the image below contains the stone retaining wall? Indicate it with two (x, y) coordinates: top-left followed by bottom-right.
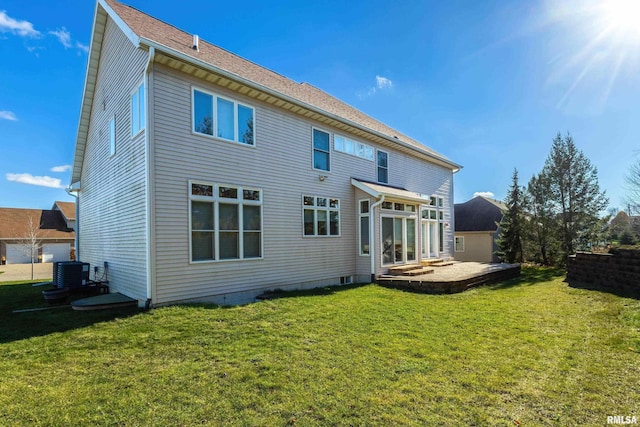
(567, 249), (640, 293)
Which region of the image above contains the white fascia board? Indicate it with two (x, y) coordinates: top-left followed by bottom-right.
(72, 0), (142, 185)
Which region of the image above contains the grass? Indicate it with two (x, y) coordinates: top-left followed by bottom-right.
(1, 268), (639, 426)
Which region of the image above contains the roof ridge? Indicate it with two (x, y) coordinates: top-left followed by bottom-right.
(109, 0), (305, 87)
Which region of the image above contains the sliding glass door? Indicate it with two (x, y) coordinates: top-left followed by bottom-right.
(382, 217), (416, 265)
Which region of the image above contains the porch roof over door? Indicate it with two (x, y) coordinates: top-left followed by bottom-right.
(351, 178), (433, 204)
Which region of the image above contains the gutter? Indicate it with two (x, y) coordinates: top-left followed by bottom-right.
(138, 38), (462, 172)
(369, 195), (385, 282)
(66, 182), (81, 261)
(144, 46), (155, 308)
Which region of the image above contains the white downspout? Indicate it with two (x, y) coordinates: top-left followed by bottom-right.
(144, 46), (155, 308)
(369, 195), (385, 282)
(66, 185), (80, 261)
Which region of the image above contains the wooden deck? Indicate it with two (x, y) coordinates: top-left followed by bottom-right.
(377, 262), (521, 294)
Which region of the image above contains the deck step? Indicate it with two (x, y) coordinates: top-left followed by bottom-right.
(388, 264), (422, 275)
(404, 267), (435, 276)
(431, 261), (455, 267)
(421, 258), (443, 266)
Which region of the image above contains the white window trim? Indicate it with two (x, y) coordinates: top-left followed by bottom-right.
(109, 115), (116, 157)
(377, 149), (389, 184)
(302, 194), (341, 237)
(358, 199), (370, 256)
(188, 180), (263, 263)
(311, 127), (332, 173)
(130, 80), (145, 138)
(455, 236), (465, 252)
(191, 86), (256, 147)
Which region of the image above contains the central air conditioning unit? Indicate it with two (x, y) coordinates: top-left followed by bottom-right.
(53, 261), (90, 289)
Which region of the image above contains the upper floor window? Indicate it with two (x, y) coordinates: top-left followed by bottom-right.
(192, 88), (255, 146)
(109, 116), (116, 157)
(131, 82), (145, 136)
(312, 128), (330, 171)
(377, 150), (388, 183)
(303, 195), (340, 236)
(334, 135), (374, 161)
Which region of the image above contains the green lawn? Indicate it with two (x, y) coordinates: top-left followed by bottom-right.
(1, 268), (639, 426)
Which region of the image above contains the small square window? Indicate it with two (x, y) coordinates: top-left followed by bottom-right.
(243, 189), (260, 201)
(219, 186), (238, 199)
(303, 196), (315, 206)
(191, 183), (213, 197)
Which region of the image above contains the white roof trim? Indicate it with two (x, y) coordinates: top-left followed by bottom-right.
(72, 0), (141, 184)
(351, 178), (432, 204)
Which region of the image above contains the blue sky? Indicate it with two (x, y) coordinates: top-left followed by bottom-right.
(1, 0), (639, 210)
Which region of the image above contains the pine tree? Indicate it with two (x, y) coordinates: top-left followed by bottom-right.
(496, 169), (526, 263)
(526, 172), (559, 265)
(542, 133), (608, 261)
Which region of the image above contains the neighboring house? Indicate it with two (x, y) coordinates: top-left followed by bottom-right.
(52, 201), (77, 230)
(70, 0), (462, 306)
(454, 196), (505, 263)
(0, 203), (76, 264)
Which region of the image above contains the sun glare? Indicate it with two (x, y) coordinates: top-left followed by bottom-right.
(597, 0), (640, 43)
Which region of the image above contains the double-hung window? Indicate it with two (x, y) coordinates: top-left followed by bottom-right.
(455, 236), (464, 252)
(312, 129), (330, 171)
(190, 181), (262, 262)
(131, 82), (145, 136)
(193, 88), (255, 145)
(377, 150), (388, 183)
(303, 195), (340, 236)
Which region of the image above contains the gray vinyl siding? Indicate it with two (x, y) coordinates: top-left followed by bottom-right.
(151, 65), (453, 303)
(78, 17), (148, 301)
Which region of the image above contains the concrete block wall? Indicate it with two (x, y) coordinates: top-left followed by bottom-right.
(567, 249), (640, 293)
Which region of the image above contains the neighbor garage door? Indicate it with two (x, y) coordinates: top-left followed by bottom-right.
(42, 243), (71, 263)
(5, 244), (32, 264)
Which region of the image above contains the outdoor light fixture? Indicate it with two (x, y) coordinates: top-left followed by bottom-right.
(319, 175), (327, 181)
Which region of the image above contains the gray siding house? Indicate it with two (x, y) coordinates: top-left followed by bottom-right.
(71, 0), (461, 306)
(454, 196), (505, 263)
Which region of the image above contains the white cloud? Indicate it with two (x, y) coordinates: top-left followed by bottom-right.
(0, 110), (17, 121)
(75, 41), (89, 53)
(0, 10), (40, 37)
(375, 75), (393, 90)
(6, 173), (65, 189)
(50, 165), (71, 173)
(49, 27), (71, 48)
(474, 191), (496, 199)
(358, 75), (394, 98)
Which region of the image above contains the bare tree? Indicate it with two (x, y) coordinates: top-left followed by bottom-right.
(16, 215), (44, 280)
(625, 159), (640, 215)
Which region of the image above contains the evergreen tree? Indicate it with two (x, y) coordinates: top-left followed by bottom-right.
(542, 133), (608, 261)
(496, 169), (526, 263)
(526, 172), (559, 265)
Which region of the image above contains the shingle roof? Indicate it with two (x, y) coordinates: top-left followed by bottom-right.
(0, 208), (75, 240)
(102, 0), (456, 166)
(53, 201), (76, 221)
(454, 196), (506, 232)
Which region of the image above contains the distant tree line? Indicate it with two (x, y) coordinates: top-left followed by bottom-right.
(496, 133), (608, 266)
